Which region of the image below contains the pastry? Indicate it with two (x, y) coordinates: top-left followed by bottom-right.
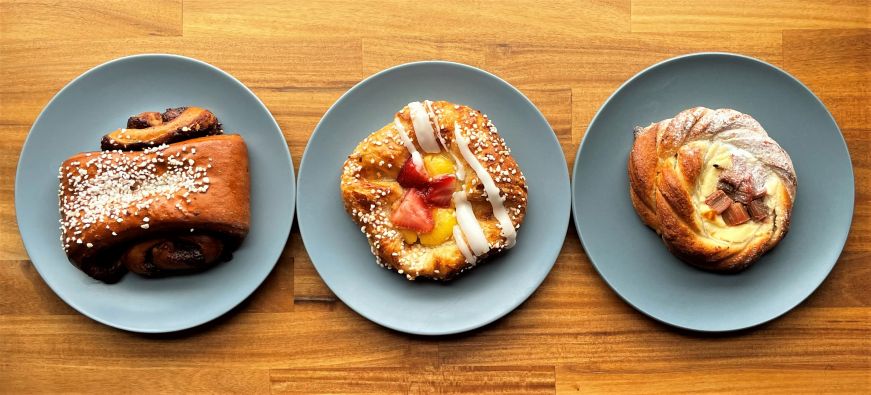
(101, 106), (223, 151)
(628, 107), (796, 272)
(341, 100), (528, 280)
(59, 134), (250, 283)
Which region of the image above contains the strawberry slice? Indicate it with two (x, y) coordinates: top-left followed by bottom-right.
(397, 156), (429, 188)
(390, 189), (434, 233)
(424, 174), (456, 208)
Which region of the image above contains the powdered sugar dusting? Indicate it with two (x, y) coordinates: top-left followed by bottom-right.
(660, 107), (796, 197)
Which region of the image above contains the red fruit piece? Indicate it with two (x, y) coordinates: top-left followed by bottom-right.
(390, 189), (434, 233)
(424, 174), (456, 208)
(396, 156), (429, 188)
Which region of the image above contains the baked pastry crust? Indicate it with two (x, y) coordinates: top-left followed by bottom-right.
(628, 107), (796, 272)
(59, 134), (250, 282)
(341, 101), (528, 280)
(101, 106), (223, 151)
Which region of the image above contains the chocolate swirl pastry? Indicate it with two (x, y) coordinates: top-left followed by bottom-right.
(60, 111), (249, 283)
(101, 106), (223, 151)
(628, 107), (796, 272)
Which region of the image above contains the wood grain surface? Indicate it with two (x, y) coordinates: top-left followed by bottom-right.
(1, 1), (869, 394)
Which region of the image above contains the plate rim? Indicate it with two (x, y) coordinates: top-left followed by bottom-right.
(297, 60), (570, 335)
(571, 51), (855, 332)
(14, 53), (296, 333)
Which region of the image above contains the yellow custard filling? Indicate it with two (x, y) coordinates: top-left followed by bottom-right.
(419, 209), (457, 246)
(424, 153), (455, 176)
(689, 141), (779, 244)
(399, 229), (418, 244)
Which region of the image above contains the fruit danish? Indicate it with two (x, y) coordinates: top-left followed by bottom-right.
(628, 107), (797, 272)
(341, 100), (528, 280)
(59, 131), (250, 283)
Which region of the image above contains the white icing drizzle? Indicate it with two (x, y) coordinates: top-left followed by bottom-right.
(452, 190), (490, 255)
(433, 122), (466, 181)
(407, 101), (440, 153)
(453, 225), (477, 264)
(434, 110), (448, 148)
(424, 100), (442, 132)
(394, 118), (423, 168)
(454, 124), (517, 247)
(449, 151), (465, 180)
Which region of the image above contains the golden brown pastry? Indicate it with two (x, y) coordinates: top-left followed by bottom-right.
(628, 107), (796, 272)
(101, 106), (223, 150)
(341, 100), (528, 280)
(59, 134), (250, 283)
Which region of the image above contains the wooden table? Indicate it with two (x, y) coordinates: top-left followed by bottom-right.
(1, 1), (869, 393)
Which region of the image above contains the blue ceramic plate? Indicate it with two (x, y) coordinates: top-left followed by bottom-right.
(298, 61), (570, 335)
(573, 53), (853, 332)
(15, 54), (295, 333)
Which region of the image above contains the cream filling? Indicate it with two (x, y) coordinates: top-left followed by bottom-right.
(394, 118), (423, 168)
(408, 101), (440, 153)
(692, 141), (778, 244)
(454, 123), (517, 247)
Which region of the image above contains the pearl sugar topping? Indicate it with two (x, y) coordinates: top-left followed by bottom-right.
(58, 144), (211, 252)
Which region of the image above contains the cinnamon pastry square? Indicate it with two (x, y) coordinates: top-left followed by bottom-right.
(59, 107), (250, 283)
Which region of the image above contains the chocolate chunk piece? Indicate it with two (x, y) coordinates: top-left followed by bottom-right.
(704, 190), (733, 214)
(718, 155), (768, 204)
(732, 189), (752, 205)
(719, 155), (749, 189)
(722, 202), (751, 226)
(748, 198), (769, 221)
(717, 180), (736, 194)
